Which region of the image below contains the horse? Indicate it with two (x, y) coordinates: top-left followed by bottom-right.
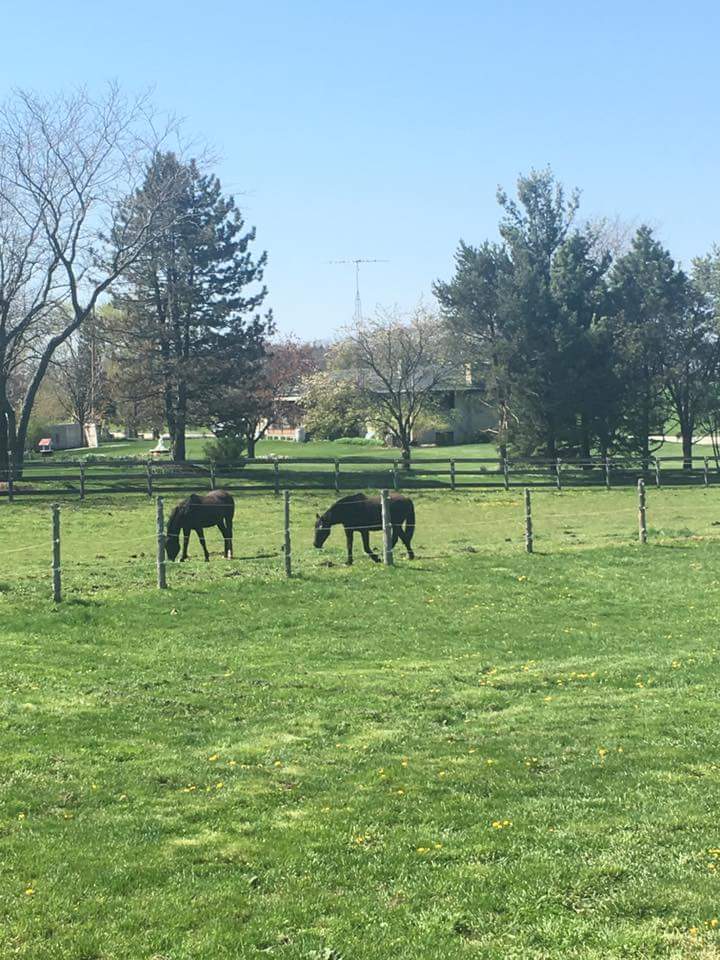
(314, 492), (415, 565)
(165, 490), (234, 562)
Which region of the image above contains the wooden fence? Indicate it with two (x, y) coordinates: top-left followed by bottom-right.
(1, 453), (719, 501)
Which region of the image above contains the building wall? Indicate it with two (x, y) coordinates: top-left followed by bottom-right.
(413, 390), (496, 445)
(49, 423), (83, 450)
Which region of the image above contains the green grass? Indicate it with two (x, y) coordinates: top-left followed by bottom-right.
(2, 488), (720, 958)
(57, 436), (501, 462)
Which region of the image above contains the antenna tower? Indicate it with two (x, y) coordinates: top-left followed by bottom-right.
(328, 258), (388, 322)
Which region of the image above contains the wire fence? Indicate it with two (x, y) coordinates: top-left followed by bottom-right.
(2, 452), (720, 501)
(2, 481), (720, 602)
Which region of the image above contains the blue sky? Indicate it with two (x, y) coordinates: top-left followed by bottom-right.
(2, 0), (718, 338)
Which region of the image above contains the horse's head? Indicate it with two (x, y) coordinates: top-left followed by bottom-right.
(314, 512), (332, 548)
(165, 505), (182, 561)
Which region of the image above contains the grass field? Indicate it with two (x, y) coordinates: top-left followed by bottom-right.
(2, 487), (720, 958)
(51, 435), (719, 463)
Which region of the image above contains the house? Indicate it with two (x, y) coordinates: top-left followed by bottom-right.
(265, 365), (496, 446)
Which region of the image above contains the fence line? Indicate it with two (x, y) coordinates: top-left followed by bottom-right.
(3, 483), (720, 601)
(3, 452), (720, 501)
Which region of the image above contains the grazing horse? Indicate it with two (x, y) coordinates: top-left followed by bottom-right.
(314, 492), (415, 564)
(166, 490), (234, 562)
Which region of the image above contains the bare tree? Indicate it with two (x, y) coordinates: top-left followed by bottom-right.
(0, 85), (180, 472)
(54, 319), (109, 434)
(204, 337), (322, 457)
(342, 307), (455, 467)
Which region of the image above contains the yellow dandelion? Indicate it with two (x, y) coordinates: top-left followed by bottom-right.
(274, 761), (282, 767)
(24, 886), (34, 896)
(208, 754), (219, 762)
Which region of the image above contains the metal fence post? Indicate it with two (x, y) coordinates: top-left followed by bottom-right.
(334, 459), (340, 493)
(381, 488), (394, 566)
(555, 458), (562, 491)
(704, 457), (709, 488)
(450, 458), (456, 491)
(274, 458), (280, 496)
(392, 460), (399, 491)
(524, 487), (533, 554)
(51, 503), (61, 602)
(156, 497), (167, 589)
(604, 456), (611, 491)
(655, 458), (662, 488)
(503, 457), (510, 491)
(79, 462), (85, 500)
(146, 462), (153, 499)
(209, 461), (216, 490)
(283, 490), (292, 577)
(638, 479), (648, 545)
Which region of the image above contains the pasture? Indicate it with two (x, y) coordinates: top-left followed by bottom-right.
(2, 487), (720, 958)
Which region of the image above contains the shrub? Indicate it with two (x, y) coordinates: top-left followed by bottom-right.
(333, 437), (383, 446)
(203, 436), (247, 463)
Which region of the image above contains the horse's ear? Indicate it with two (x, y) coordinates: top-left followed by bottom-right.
(316, 513), (320, 519)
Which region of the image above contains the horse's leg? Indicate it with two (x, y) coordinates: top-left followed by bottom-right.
(361, 529), (380, 563)
(345, 528), (354, 565)
(399, 523), (415, 559)
(226, 515), (233, 559)
(391, 525), (400, 548)
(196, 527), (210, 562)
(216, 521), (228, 558)
(181, 527), (191, 561)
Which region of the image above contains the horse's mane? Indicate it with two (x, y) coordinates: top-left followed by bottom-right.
(167, 500), (189, 534)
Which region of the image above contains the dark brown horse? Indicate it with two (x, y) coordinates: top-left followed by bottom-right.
(166, 490), (234, 561)
(314, 492), (415, 564)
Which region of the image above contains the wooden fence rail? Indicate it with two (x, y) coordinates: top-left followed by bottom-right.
(2, 453), (720, 501)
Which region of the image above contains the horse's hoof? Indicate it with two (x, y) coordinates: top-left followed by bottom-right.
(345, 560), (353, 566)
(408, 552), (415, 560)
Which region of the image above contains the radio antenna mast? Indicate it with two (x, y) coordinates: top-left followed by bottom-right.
(328, 258), (388, 322)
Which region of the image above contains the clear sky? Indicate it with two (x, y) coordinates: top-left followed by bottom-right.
(2, 0), (718, 339)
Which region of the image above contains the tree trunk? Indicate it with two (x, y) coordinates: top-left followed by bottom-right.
(246, 435), (256, 458)
(401, 441), (411, 471)
(173, 413), (186, 461)
(681, 429), (693, 471)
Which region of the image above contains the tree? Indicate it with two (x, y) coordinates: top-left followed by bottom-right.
(114, 153), (272, 461)
(437, 169), (610, 459)
(204, 338), (322, 457)
(434, 240), (514, 455)
(55, 319), (109, 435)
(0, 86), (179, 474)
(339, 307), (454, 467)
(301, 371), (365, 440)
(608, 227), (685, 463)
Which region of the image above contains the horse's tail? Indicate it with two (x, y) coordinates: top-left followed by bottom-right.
(404, 498), (415, 543)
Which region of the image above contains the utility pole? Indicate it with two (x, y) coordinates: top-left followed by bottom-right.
(328, 258), (388, 322)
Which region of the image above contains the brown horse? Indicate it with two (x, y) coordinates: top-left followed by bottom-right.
(166, 490), (234, 561)
(314, 492), (415, 564)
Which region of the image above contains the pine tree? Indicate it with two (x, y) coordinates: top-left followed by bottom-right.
(113, 153), (272, 461)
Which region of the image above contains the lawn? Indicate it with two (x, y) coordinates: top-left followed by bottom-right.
(1, 487), (720, 958)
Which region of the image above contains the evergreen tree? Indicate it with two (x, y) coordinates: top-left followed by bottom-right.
(607, 227), (684, 463)
(114, 153), (272, 461)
